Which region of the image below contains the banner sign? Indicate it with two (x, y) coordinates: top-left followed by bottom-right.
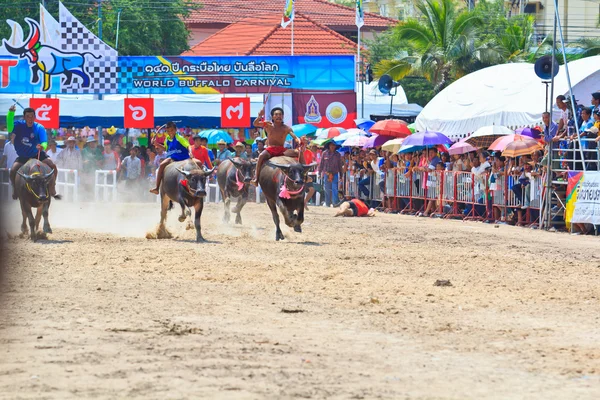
(293, 92), (357, 129)
(221, 97), (251, 128)
(568, 171), (600, 225)
(0, 53), (355, 95)
(124, 98), (154, 129)
(29, 98), (59, 129)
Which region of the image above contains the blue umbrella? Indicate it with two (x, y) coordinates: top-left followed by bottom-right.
(291, 124), (318, 137)
(200, 129), (233, 146)
(354, 118), (375, 131)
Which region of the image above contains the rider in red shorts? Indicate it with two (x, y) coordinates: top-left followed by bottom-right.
(251, 107), (303, 186)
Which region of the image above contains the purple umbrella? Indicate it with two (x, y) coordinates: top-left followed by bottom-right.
(362, 134), (396, 149)
(515, 127), (542, 139)
(401, 130), (453, 148)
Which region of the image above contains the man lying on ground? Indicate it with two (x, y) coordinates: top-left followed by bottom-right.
(334, 198), (375, 217)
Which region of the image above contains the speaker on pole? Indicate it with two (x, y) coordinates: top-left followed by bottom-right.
(378, 74), (400, 95)
(534, 56), (559, 80)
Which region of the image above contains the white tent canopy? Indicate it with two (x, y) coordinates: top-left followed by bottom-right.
(415, 56), (600, 140)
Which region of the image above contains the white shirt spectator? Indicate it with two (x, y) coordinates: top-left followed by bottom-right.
(57, 147), (83, 170)
(370, 157), (385, 183)
(3, 141), (18, 169)
(122, 155), (141, 180)
(46, 147), (62, 162)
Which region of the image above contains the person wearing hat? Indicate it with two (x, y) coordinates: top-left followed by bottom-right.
(56, 136), (82, 171)
(46, 139), (62, 163)
(102, 139), (121, 172)
(318, 141), (343, 207)
(190, 134), (213, 169)
(233, 141), (248, 160)
(82, 136), (103, 174)
(150, 121), (192, 195)
(215, 138), (233, 165)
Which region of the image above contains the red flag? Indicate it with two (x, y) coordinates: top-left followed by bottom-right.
(124, 98), (154, 128)
(29, 98), (60, 129)
(221, 97), (251, 128)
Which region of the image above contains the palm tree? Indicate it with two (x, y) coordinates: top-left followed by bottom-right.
(374, 0), (483, 93)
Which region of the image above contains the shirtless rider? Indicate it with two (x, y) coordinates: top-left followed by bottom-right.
(250, 107), (303, 186)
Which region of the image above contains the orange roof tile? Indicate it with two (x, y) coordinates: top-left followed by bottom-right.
(183, 13), (360, 56)
(185, 0), (396, 30)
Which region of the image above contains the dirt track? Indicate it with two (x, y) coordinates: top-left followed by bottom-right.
(1, 201), (599, 399)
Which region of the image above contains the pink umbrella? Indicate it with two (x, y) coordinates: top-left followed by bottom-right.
(342, 135), (370, 147)
(449, 141), (477, 155)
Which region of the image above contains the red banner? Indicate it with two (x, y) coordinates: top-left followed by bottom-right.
(221, 97), (251, 128)
(293, 92), (356, 129)
(124, 98), (154, 128)
(29, 98), (60, 129)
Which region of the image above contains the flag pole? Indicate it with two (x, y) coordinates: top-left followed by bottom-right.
(357, 25), (362, 118)
(291, 18), (295, 55)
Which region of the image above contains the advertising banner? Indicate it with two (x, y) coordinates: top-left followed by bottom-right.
(569, 171), (600, 225)
(293, 92), (357, 129)
(124, 98), (154, 129)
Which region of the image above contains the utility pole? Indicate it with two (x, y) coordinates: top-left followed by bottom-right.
(97, 0), (103, 143)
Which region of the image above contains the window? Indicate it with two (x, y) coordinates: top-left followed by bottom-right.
(379, 4), (389, 17)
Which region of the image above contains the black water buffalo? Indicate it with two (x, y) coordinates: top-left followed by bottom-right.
(158, 160), (214, 242)
(258, 156), (316, 241)
(15, 159), (60, 241)
(216, 158), (256, 225)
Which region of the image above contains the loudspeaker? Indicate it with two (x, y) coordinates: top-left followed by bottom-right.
(378, 74), (400, 95)
(534, 56), (559, 80)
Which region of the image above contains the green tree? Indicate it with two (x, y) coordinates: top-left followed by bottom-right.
(374, 0), (483, 93)
(0, 0), (198, 56)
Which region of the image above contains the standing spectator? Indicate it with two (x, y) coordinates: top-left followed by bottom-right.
(252, 137), (266, 159)
(190, 134), (213, 169)
(81, 137), (103, 196)
(46, 139), (62, 162)
(153, 143), (167, 176)
(56, 136), (83, 171)
(591, 92), (600, 115)
(199, 137), (215, 165)
(245, 143), (253, 159)
(318, 141), (343, 207)
(215, 139), (233, 165)
(302, 139), (317, 209)
(122, 147), (142, 190)
(358, 150), (384, 203)
(542, 112), (558, 143)
(102, 140), (121, 172)
(555, 95), (569, 138)
(1, 133), (17, 169)
(233, 142), (248, 159)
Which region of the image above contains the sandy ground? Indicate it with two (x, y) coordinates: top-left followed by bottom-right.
(0, 199), (599, 399)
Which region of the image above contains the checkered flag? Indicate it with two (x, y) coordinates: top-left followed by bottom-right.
(59, 2), (119, 94)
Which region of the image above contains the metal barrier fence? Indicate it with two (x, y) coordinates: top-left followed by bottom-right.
(382, 169), (545, 224)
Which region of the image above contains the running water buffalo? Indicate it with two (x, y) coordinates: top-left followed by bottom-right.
(158, 159), (215, 242)
(15, 159), (60, 241)
(216, 158), (256, 225)
(259, 156), (316, 241)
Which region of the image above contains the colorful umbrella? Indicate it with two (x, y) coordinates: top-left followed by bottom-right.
(381, 138), (406, 153)
(449, 141), (477, 155)
(407, 123), (416, 133)
(354, 118), (375, 131)
(311, 138), (333, 147)
(515, 126), (542, 140)
(398, 144), (449, 154)
(502, 139), (543, 157)
(369, 119), (411, 137)
(316, 127), (347, 139)
(200, 129), (233, 147)
(401, 130), (453, 148)
(488, 134), (529, 152)
(465, 125), (514, 148)
(342, 135), (370, 147)
(363, 134), (396, 149)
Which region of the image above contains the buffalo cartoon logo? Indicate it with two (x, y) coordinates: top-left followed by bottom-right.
(2, 18), (100, 92)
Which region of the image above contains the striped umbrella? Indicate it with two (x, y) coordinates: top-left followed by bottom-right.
(465, 125), (514, 148)
(316, 127), (347, 139)
(502, 139), (543, 157)
(342, 135), (370, 147)
(488, 134), (530, 151)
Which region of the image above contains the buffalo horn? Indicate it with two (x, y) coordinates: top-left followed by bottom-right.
(17, 170), (32, 180)
(176, 167), (191, 177)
